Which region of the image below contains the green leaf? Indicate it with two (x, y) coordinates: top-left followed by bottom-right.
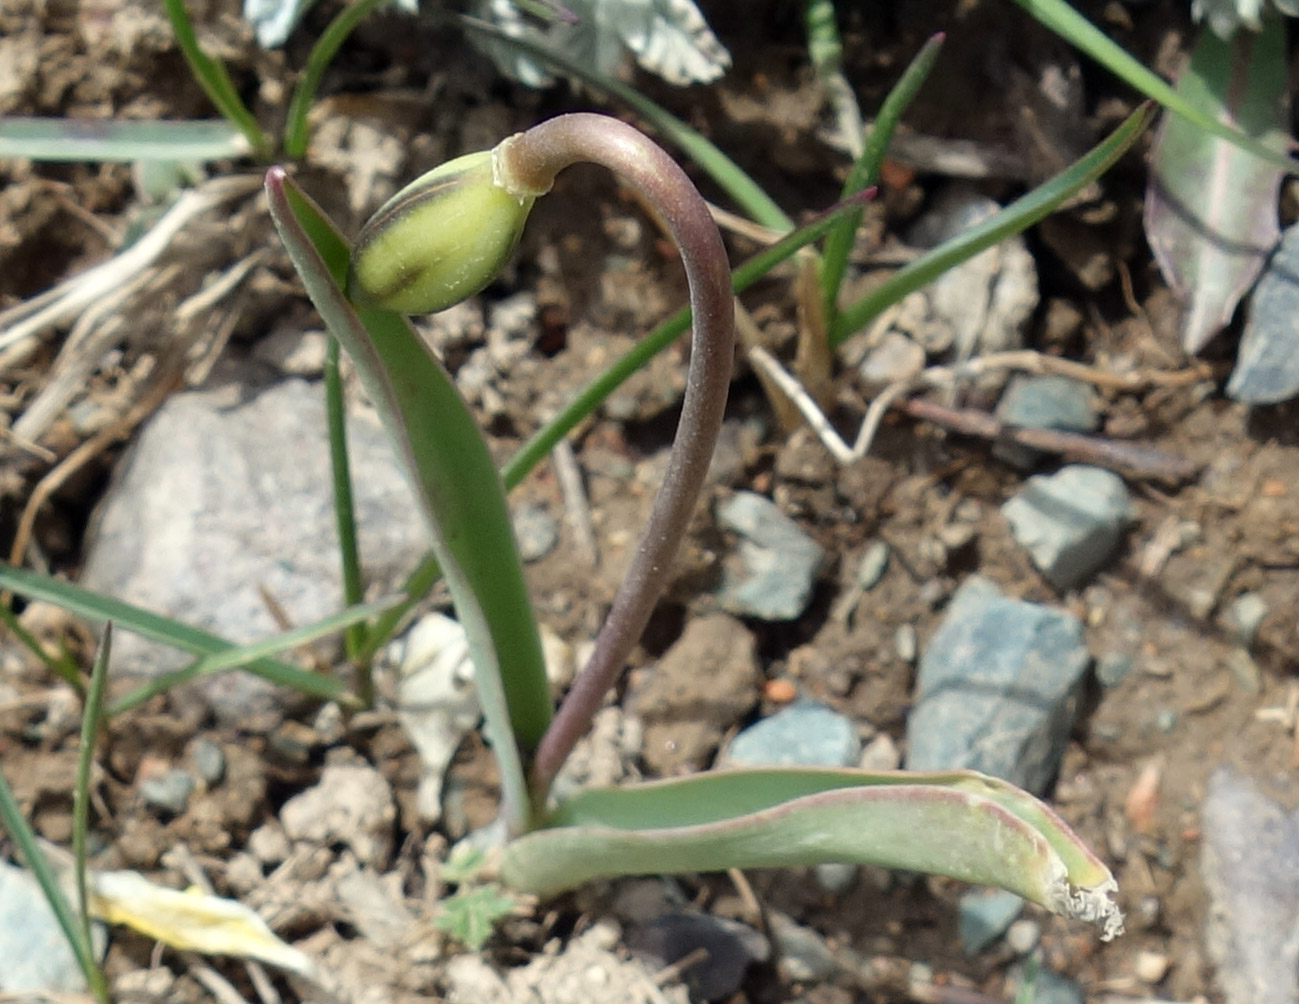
(74, 625), (111, 958)
(0, 118), (250, 162)
(0, 563), (354, 706)
(831, 102), (1155, 345)
(1012, 0), (1296, 175)
(434, 883), (519, 950)
(1144, 20), (1288, 352)
(503, 768), (1123, 940)
(266, 168), (552, 834)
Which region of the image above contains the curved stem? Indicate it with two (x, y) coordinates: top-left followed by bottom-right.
(501, 114), (734, 803)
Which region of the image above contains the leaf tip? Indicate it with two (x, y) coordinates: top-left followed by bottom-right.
(1046, 861), (1125, 941)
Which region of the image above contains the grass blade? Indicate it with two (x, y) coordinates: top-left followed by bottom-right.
(106, 597), (395, 716)
(0, 769), (109, 1002)
(456, 14), (793, 232)
(267, 167), (552, 833)
(820, 33), (943, 318)
(162, 0), (270, 158)
(0, 563), (355, 706)
(0, 118), (249, 162)
(74, 626), (111, 957)
(1012, 0), (1296, 175)
(282, 0), (388, 159)
(0, 598), (83, 693)
(831, 103), (1154, 344)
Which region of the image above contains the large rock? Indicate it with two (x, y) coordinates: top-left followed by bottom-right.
(715, 492), (824, 621)
(80, 373), (426, 721)
(905, 577), (1090, 794)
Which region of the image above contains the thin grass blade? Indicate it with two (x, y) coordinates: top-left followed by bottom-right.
(1144, 19), (1288, 352)
(0, 563), (354, 706)
(503, 768), (1122, 939)
(106, 597), (396, 716)
(819, 33), (943, 318)
(831, 103), (1154, 344)
(161, 0), (270, 157)
(266, 167), (551, 833)
(73, 625), (110, 956)
(1012, 0), (1296, 175)
(323, 336), (368, 677)
(456, 14), (793, 232)
(0, 118), (250, 162)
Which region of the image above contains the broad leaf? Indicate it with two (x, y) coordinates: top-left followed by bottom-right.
(1145, 20), (1289, 352)
(265, 169), (552, 833)
(503, 768), (1123, 939)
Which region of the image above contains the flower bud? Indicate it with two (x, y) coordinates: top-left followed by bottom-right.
(346, 150), (535, 315)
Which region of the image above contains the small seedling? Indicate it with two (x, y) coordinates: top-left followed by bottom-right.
(267, 111), (1126, 942)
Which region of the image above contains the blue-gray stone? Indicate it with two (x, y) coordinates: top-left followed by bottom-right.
(958, 888), (1023, 955)
(723, 701), (860, 768)
(1227, 593), (1268, 648)
(994, 375), (1098, 469)
(1228, 222), (1299, 404)
(1011, 966), (1085, 1004)
(511, 503), (558, 562)
(190, 738), (226, 786)
(1095, 652), (1134, 688)
(716, 492), (824, 621)
(140, 767), (197, 816)
(627, 912), (769, 1002)
(0, 861), (106, 993)
(1001, 465), (1133, 590)
(905, 577), (1090, 794)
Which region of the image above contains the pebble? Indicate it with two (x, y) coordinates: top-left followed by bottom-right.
(630, 614), (759, 776)
(855, 541), (890, 590)
(1134, 950), (1171, 983)
(905, 576), (1090, 794)
(894, 624), (918, 663)
(993, 374), (1098, 469)
(1001, 465), (1134, 590)
(1009, 966), (1084, 1004)
(1095, 652), (1134, 688)
(511, 502), (559, 562)
(722, 700), (861, 769)
(626, 912), (769, 1002)
(958, 888), (1023, 955)
(769, 912), (840, 983)
(715, 492), (825, 621)
(1005, 918), (1041, 955)
(0, 860), (106, 993)
(139, 767), (197, 816)
(1156, 708), (1178, 733)
(1228, 221), (1299, 404)
(188, 738), (226, 786)
(858, 733), (901, 771)
(1227, 592), (1268, 648)
(281, 763), (396, 869)
(858, 331), (926, 388)
(79, 373), (426, 722)
(1201, 766), (1299, 1004)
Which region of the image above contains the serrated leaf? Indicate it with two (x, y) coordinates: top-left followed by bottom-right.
(1144, 20), (1289, 352)
(504, 768), (1123, 939)
(434, 883), (519, 950)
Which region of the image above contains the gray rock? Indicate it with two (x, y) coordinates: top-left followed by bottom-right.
(189, 738), (226, 786)
(905, 577), (1090, 794)
(626, 912), (769, 1002)
(0, 861), (106, 993)
(769, 912), (841, 983)
(1001, 465), (1134, 590)
(1228, 222), (1299, 404)
(1227, 592), (1268, 648)
(139, 767), (196, 816)
(80, 375), (426, 722)
(715, 492), (824, 621)
(511, 503), (558, 562)
(722, 701), (860, 769)
(1009, 966), (1085, 1004)
(858, 331), (925, 388)
(958, 888), (1023, 955)
(1202, 767), (1299, 1004)
(1095, 652), (1134, 689)
(993, 375), (1098, 469)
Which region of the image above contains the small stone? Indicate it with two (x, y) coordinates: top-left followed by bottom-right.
(855, 541), (890, 590)
(1228, 221), (1299, 404)
(859, 733), (901, 771)
(958, 888), (1023, 955)
(814, 863), (857, 894)
(0, 860), (106, 992)
(1005, 919), (1040, 955)
(993, 375), (1099, 469)
(1227, 592), (1268, 648)
(281, 763), (396, 868)
(511, 503), (558, 562)
(722, 701), (860, 769)
(858, 331), (925, 388)
(1001, 465), (1134, 590)
(1009, 966), (1084, 1004)
(1095, 652), (1133, 688)
(627, 912), (769, 1003)
(1134, 950), (1170, 983)
(770, 912), (840, 983)
(715, 492), (825, 621)
(253, 328), (329, 375)
(894, 624), (918, 664)
(189, 738), (225, 786)
(139, 768), (196, 816)
(1157, 708), (1178, 733)
(905, 576), (1090, 794)
(247, 823), (292, 865)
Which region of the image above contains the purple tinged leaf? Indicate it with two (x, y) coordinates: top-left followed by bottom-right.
(1144, 19), (1289, 353)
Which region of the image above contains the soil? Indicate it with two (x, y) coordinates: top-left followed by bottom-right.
(2, 0), (1298, 1002)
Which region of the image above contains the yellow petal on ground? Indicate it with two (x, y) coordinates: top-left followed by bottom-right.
(88, 870), (314, 976)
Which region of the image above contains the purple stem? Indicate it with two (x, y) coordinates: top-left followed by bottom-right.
(498, 114), (734, 804)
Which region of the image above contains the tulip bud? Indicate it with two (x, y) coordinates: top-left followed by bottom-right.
(346, 150), (536, 315)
